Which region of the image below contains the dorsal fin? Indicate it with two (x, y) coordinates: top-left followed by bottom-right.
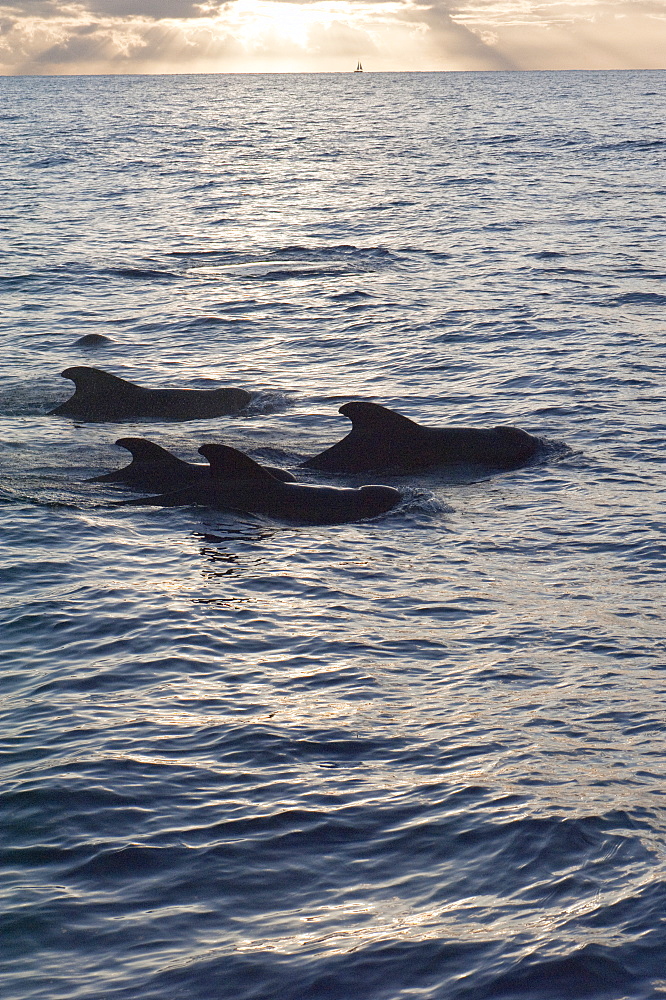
(114, 438), (183, 463)
(199, 444), (280, 482)
(62, 366), (129, 389)
(339, 401), (419, 433)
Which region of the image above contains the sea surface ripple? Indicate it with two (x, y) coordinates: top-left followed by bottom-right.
(1, 70), (665, 1000)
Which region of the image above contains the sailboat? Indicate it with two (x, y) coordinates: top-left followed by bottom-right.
(354, 61), (363, 72)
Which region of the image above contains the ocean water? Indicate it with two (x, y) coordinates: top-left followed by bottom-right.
(1, 69), (665, 1000)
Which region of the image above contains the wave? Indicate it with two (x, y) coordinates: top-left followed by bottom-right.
(103, 267), (179, 281)
(605, 291), (666, 306)
(27, 155), (75, 168)
(595, 138), (666, 153)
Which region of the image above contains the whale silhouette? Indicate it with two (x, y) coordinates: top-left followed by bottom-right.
(125, 443), (401, 524)
(302, 401), (541, 473)
(92, 437), (295, 491)
(49, 367), (251, 422)
(75, 334), (112, 347)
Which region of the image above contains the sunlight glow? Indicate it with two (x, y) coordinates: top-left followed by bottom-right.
(0, 0), (664, 73)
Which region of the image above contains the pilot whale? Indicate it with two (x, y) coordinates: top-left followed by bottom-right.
(302, 401), (541, 473)
(92, 437), (295, 491)
(49, 367), (251, 422)
(75, 334), (112, 347)
(126, 444), (401, 524)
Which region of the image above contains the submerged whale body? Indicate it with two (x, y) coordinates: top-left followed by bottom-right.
(127, 444), (401, 524)
(302, 401), (541, 473)
(92, 437), (295, 490)
(49, 367), (251, 422)
(75, 334), (112, 347)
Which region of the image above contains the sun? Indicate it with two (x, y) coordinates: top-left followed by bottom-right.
(214, 0), (347, 52)
(226, 0), (314, 49)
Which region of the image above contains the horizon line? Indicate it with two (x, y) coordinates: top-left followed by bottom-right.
(2, 67), (665, 79)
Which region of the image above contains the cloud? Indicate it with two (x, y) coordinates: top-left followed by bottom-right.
(453, 0), (666, 69)
(404, 4), (516, 68)
(0, 0), (664, 73)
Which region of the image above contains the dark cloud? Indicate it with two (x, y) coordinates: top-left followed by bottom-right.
(80, 0), (208, 17)
(405, 4), (516, 69)
(34, 25), (115, 63)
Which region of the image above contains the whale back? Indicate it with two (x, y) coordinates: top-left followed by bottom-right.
(49, 366), (251, 421)
(199, 444), (282, 483)
(64, 366), (124, 385)
(118, 442), (401, 522)
(199, 443), (399, 520)
(339, 401), (419, 432)
(115, 437), (186, 464)
(91, 437), (205, 485)
(303, 401), (423, 473)
(200, 444), (296, 483)
(303, 401), (541, 472)
(195, 443), (400, 521)
(49, 367), (147, 419)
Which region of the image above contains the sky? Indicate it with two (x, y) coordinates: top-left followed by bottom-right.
(0, 0), (665, 75)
